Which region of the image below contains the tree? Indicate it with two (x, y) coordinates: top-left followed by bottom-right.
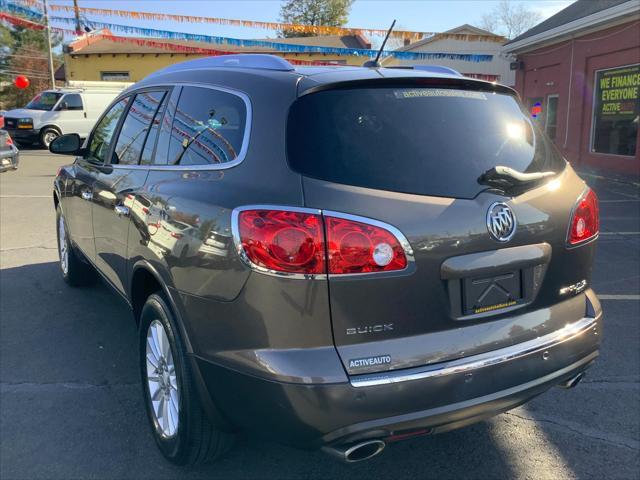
(0, 25), (62, 110)
(278, 0), (354, 38)
(478, 0), (542, 39)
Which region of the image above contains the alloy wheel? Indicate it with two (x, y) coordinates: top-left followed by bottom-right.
(146, 319), (180, 438)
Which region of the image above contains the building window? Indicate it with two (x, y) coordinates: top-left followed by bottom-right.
(591, 64), (639, 157)
(545, 95), (559, 141)
(101, 71), (130, 81)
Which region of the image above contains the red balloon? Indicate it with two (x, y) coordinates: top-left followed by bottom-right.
(14, 75), (30, 89)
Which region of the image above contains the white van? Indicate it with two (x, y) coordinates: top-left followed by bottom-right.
(2, 85), (126, 148)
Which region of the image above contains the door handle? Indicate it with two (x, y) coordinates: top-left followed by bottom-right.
(81, 190), (92, 201)
(114, 205), (130, 217)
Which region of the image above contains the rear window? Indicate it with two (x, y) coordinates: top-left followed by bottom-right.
(287, 87), (565, 199)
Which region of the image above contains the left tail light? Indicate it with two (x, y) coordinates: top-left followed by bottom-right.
(568, 189), (599, 246)
(234, 207), (411, 276)
(5, 136), (13, 146)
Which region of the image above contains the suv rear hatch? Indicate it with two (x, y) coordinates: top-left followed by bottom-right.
(288, 77), (596, 375)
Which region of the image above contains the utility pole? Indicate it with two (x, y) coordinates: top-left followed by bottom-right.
(73, 0), (82, 35)
(42, 0), (56, 88)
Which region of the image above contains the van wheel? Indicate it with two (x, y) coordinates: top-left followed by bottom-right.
(139, 293), (234, 465)
(40, 128), (59, 149)
(56, 205), (96, 286)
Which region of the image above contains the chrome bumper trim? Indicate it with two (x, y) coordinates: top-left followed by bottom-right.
(350, 315), (598, 388)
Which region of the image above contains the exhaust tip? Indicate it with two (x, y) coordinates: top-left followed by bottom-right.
(323, 439), (386, 463)
(344, 440), (386, 463)
(558, 372), (585, 389)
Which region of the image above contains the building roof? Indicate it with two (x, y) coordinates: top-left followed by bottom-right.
(398, 24), (504, 52)
(506, 0), (634, 44)
(68, 31), (370, 56)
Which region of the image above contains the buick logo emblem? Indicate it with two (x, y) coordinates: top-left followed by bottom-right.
(486, 202), (516, 242)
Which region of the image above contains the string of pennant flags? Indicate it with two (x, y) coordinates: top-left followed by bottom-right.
(1, 0), (495, 62)
(0, 11), (381, 66)
(10, 0), (505, 43)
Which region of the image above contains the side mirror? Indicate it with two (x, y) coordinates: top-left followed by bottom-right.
(50, 133), (82, 155)
(56, 101), (69, 111)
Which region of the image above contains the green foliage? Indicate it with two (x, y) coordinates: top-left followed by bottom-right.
(278, 0), (354, 38)
(0, 24), (63, 110)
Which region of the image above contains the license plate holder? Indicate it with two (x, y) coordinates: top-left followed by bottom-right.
(462, 270), (523, 315)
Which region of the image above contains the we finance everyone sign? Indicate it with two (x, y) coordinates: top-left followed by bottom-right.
(595, 64), (640, 119)
(592, 64), (639, 156)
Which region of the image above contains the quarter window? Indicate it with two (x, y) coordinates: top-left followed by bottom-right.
(113, 91), (167, 165)
(87, 97), (129, 164)
(167, 86), (247, 166)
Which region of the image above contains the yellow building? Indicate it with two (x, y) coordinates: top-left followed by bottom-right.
(64, 30), (372, 82)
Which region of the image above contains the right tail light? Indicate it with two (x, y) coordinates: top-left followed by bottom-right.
(234, 208), (410, 276)
(568, 189), (599, 246)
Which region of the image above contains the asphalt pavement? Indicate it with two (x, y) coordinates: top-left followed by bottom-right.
(1, 151), (639, 480)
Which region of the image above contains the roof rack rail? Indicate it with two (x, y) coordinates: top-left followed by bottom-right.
(387, 65), (463, 76)
(147, 54), (295, 78)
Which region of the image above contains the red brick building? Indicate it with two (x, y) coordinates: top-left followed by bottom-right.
(505, 0), (639, 176)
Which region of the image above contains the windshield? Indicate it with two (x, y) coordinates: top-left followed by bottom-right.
(25, 92), (63, 111)
(287, 87), (566, 199)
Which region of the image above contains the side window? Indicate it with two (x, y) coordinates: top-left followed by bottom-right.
(87, 97), (129, 164)
(167, 86), (247, 166)
(140, 91), (170, 165)
(112, 91), (167, 165)
(61, 94), (83, 111)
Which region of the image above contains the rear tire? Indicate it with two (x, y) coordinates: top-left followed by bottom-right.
(56, 205), (96, 286)
(139, 293), (234, 465)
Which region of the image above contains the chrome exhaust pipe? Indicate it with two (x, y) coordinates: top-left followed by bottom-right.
(322, 439), (386, 463)
(558, 372), (585, 389)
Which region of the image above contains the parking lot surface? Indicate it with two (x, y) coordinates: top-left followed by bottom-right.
(1, 151), (639, 480)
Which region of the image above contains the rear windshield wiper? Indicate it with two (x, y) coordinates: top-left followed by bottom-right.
(478, 166), (556, 192)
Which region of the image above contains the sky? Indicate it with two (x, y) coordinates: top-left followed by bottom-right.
(47, 0), (577, 44)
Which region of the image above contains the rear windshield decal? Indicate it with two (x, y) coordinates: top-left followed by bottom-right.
(393, 89), (487, 101)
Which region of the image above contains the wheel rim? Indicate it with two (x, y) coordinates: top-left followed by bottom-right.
(43, 131), (57, 147)
(58, 215), (69, 275)
(146, 320), (180, 438)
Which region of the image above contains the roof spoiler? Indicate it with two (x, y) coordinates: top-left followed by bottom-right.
(386, 65), (463, 76)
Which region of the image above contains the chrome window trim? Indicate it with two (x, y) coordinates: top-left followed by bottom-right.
(231, 205), (415, 280)
(350, 314), (598, 388)
(106, 82), (252, 171)
(231, 205), (324, 280)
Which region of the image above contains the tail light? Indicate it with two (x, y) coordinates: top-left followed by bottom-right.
(170, 232), (183, 239)
(236, 209), (325, 275)
(325, 215), (407, 274)
(234, 207), (410, 276)
(5, 136), (13, 146)
(568, 189), (599, 246)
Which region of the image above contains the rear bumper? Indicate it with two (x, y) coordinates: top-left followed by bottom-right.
(0, 148), (19, 171)
(195, 310), (602, 448)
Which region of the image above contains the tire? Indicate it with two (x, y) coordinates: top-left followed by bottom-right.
(56, 204), (96, 286)
(40, 127), (60, 149)
(139, 293), (234, 465)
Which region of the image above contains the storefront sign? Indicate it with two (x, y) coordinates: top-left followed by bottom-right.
(592, 64), (639, 156)
(596, 64), (640, 119)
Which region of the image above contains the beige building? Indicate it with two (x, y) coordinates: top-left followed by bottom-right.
(387, 24), (513, 85)
(63, 30), (372, 82)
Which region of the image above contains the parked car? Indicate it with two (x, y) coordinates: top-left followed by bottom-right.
(0, 130), (19, 172)
(2, 87), (124, 148)
(49, 54), (602, 466)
